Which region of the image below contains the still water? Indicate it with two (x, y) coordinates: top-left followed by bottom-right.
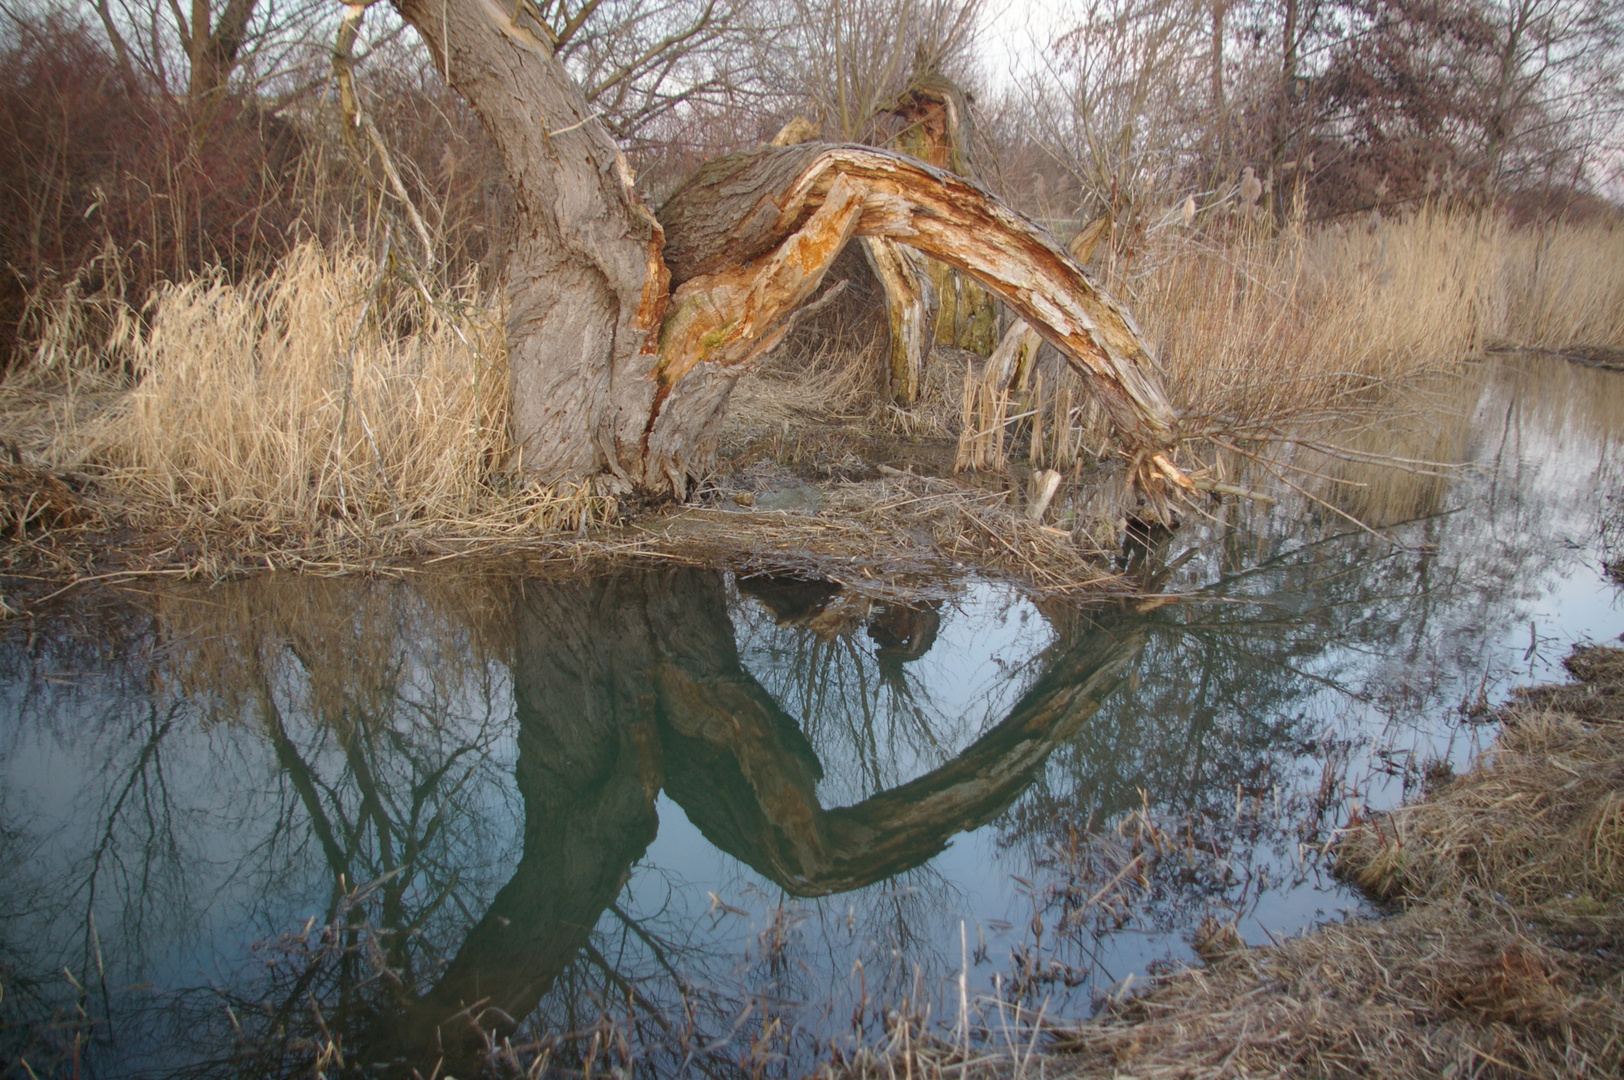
(3, 355), (1622, 1077)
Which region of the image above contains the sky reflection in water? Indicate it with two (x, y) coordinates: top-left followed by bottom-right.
(2, 355), (1622, 1077)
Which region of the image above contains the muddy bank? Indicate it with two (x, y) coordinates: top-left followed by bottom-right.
(0, 445), (1154, 621)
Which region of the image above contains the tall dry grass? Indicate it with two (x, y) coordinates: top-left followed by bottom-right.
(106, 245), (505, 526)
(13, 242), (606, 545)
(6, 210), (1622, 552)
(957, 210), (1623, 490)
(1115, 209), (1624, 435)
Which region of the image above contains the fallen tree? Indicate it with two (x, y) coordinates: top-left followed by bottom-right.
(388, 0), (1182, 499)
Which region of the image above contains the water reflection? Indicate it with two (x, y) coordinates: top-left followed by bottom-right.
(2, 355), (1622, 1078)
(0, 568), (1151, 1076)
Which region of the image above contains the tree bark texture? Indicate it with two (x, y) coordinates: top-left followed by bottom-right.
(392, 3), (1177, 498)
(883, 75), (999, 358)
(860, 236), (933, 405)
(393, 0), (669, 487)
(654, 144), (1180, 485)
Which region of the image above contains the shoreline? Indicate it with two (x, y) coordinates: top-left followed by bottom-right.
(837, 645), (1624, 1080)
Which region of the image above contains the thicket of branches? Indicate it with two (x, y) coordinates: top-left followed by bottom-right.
(1, 0), (1620, 368)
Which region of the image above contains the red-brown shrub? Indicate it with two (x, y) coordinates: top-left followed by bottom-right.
(0, 12), (305, 369)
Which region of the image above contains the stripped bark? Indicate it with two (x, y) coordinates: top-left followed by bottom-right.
(882, 74), (999, 357)
(654, 143), (1180, 492)
(390, 2), (1178, 498)
(860, 236), (934, 405)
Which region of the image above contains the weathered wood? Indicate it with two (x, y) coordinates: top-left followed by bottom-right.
(385, 5), (1180, 498)
(656, 144), (1179, 471)
(860, 236), (934, 405)
(882, 75), (998, 356)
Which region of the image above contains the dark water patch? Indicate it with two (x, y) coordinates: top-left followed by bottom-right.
(3, 355), (1623, 1078)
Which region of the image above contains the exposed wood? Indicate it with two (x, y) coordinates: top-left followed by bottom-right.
(388, 5), (1180, 499)
(881, 74), (998, 357)
(860, 236), (933, 405)
(1026, 468), (1063, 522)
(655, 143), (1179, 492)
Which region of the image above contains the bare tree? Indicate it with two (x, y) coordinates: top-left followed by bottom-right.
(373, 0), (1182, 500)
(753, 0), (985, 140)
(1019, 0), (1212, 224)
(1314, 0), (1624, 209)
(86, 0), (328, 104)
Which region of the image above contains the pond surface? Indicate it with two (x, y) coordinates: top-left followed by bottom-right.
(3, 355), (1623, 1078)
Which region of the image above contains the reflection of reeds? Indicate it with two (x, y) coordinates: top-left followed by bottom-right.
(1293, 371), (1483, 527)
(153, 571), (515, 731)
(1488, 351), (1624, 452)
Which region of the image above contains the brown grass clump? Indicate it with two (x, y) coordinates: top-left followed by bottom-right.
(1047, 900), (1624, 1078)
(1340, 647), (1624, 925)
(1052, 646), (1624, 1079)
(0, 460), (95, 537)
(828, 647), (1624, 1080)
(89, 243), (511, 527)
(3, 243), (612, 552)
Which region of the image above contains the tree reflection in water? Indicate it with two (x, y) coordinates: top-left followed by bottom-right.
(2, 354), (1619, 1079)
(0, 567), (1149, 1078)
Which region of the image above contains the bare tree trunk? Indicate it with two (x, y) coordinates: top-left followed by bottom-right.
(392, 0), (669, 489)
(392, 3), (1178, 499)
(884, 75), (998, 360)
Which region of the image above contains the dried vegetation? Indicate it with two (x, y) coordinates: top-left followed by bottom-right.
(824, 646), (1624, 1080)
(1, 211), (1622, 614)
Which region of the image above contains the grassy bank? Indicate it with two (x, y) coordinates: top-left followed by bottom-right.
(828, 645), (1624, 1080)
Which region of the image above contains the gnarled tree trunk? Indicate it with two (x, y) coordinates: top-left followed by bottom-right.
(393, 0), (668, 488)
(650, 144), (1180, 494)
(391, 2), (1180, 499)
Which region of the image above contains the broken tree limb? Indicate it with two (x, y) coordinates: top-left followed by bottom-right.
(880, 74), (997, 361)
(987, 317), (1044, 390)
(657, 144), (1179, 440)
(860, 236), (935, 405)
(653, 143), (1180, 493)
(388, 3), (1180, 500)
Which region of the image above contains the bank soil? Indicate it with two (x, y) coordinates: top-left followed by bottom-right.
(961, 646), (1624, 1080)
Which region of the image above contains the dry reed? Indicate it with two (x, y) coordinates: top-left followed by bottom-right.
(6, 242), (609, 550)
(99, 243), (507, 525)
(956, 211), (1624, 483)
(1123, 209), (1624, 435)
